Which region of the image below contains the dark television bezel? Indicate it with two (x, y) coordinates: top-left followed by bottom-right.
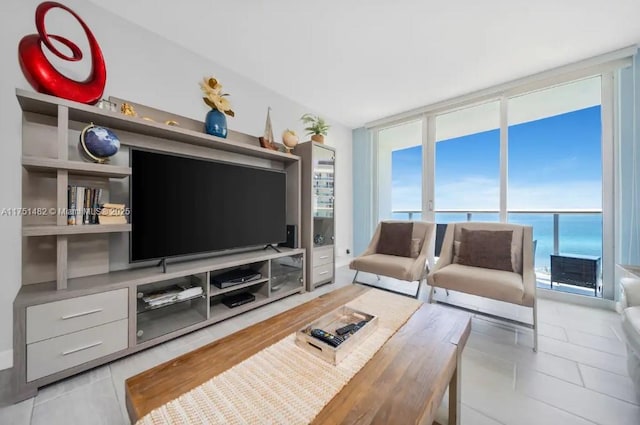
(128, 148), (288, 263)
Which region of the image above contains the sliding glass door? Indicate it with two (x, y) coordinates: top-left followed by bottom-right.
(376, 119), (423, 221)
(434, 101), (501, 224)
(373, 74), (613, 298)
(507, 77), (604, 296)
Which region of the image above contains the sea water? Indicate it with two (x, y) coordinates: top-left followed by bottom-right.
(391, 212), (603, 271)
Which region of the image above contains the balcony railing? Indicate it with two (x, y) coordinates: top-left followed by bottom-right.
(392, 209), (601, 257)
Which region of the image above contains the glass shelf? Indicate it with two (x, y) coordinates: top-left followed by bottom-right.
(137, 293), (205, 313)
(271, 254), (303, 292)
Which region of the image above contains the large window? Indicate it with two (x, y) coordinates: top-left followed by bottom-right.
(377, 120), (422, 220)
(508, 77), (603, 293)
(374, 74), (612, 298)
(435, 101), (500, 223)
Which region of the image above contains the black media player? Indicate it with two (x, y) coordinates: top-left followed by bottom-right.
(221, 292), (256, 308)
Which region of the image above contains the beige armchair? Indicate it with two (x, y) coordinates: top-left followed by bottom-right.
(350, 220), (435, 298)
(427, 222), (538, 351)
(620, 277), (640, 399)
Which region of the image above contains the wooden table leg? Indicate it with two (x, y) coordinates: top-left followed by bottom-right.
(448, 349), (462, 425)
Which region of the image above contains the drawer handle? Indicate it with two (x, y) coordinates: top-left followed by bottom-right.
(319, 271), (330, 275)
(319, 256), (329, 259)
(61, 308), (103, 320)
(62, 341), (103, 356)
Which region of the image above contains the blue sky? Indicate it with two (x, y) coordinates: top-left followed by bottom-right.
(392, 106), (603, 211)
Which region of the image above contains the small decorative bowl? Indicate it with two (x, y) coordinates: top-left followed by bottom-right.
(79, 123), (121, 163)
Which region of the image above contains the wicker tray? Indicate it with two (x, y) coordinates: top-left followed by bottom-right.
(295, 305), (378, 365)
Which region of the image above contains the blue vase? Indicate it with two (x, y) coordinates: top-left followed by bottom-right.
(205, 109), (228, 138)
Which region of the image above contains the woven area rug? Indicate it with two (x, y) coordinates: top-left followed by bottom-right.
(137, 289), (422, 425)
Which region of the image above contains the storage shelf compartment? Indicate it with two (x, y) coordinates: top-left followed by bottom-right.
(136, 275), (207, 343)
(137, 293), (205, 313)
(23, 224), (131, 237)
(136, 306), (206, 344)
(22, 156), (131, 178)
(271, 254), (303, 293)
(209, 278), (269, 297)
(209, 280), (269, 322)
(17, 89), (299, 164)
(210, 293), (269, 322)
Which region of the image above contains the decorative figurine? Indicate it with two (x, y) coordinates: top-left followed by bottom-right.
(259, 107), (278, 151)
(18, 2), (106, 105)
(79, 123), (121, 164)
(120, 102), (137, 117)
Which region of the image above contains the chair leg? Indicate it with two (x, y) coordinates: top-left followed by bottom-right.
(533, 297), (539, 352)
(352, 271), (359, 283)
(428, 285), (435, 303)
(415, 280), (422, 299)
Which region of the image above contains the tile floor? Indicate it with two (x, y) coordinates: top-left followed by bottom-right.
(0, 266), (638, 425)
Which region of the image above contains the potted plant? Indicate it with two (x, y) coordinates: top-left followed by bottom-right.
(300, 113), (330, 143)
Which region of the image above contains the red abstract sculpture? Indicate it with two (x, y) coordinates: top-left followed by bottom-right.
(18, 1), (106, 105)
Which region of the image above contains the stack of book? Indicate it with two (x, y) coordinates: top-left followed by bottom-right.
(67, 186), (102, 225)
(98, 203), (128, 225)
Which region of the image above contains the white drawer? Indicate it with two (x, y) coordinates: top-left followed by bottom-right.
(27, 318), (128, 381)
(313, 247), (334, 267)
(313, 264), (334, 284)
(27, 289), (128, 344)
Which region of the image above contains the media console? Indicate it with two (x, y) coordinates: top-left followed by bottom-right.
(12, 90), (304, 401)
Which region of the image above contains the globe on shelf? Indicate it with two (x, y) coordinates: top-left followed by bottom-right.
(79, 123), (121, 163)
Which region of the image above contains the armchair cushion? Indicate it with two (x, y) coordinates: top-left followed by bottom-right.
(377, 222), (413, 257)
(457, 229), (513, 272)
(430, 263), (525, 305)
(350, 253), (417, 282)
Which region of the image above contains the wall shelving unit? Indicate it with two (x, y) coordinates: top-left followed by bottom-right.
(12, 89), (304, 401)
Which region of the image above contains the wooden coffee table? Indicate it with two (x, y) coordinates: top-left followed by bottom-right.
(126, 285), (471, 424)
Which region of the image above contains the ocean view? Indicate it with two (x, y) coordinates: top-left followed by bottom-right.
(392, 212), (603, 271)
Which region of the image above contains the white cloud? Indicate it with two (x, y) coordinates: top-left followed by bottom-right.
(392, 177), (602, 212)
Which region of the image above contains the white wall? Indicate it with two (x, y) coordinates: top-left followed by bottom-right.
(0, 0), (353, 369)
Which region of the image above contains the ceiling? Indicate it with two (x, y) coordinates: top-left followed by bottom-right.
(90, 0), (640, 128)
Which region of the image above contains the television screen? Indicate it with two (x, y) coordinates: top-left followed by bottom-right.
(130, 149), (287, 262)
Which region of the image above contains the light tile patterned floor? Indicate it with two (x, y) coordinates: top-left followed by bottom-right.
(0, 266), (638, 425)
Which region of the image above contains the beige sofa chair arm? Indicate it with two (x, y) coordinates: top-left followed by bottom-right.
(427, 224), (454, 285)
(621, 278), (640, 308)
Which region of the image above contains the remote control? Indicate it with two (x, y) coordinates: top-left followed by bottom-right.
(310, 329), (343, 347)
(336, 323), (357, 336)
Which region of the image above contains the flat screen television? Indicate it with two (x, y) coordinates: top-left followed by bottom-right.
(130, 149), (287, 262)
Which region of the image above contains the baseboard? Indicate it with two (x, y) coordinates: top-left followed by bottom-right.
(537, 288), (616, 310)
(335, 255), (353, 268)
(0, 349), (13, 371)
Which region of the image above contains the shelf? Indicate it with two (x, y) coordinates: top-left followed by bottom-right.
(137, 307), (206, 344)
(209, 278), (269, 297)
(14, 247), (305, 307)
(22, 156), (131, 178)
(271, 279), (303, 294)
(137, 293), (205, 313)
(17, 89), (300, 164)
(210, 293), (270, 322)
(23, 224), (131, 237)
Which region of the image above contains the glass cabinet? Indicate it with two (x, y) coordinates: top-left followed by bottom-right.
(312, 144), (335, 247)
